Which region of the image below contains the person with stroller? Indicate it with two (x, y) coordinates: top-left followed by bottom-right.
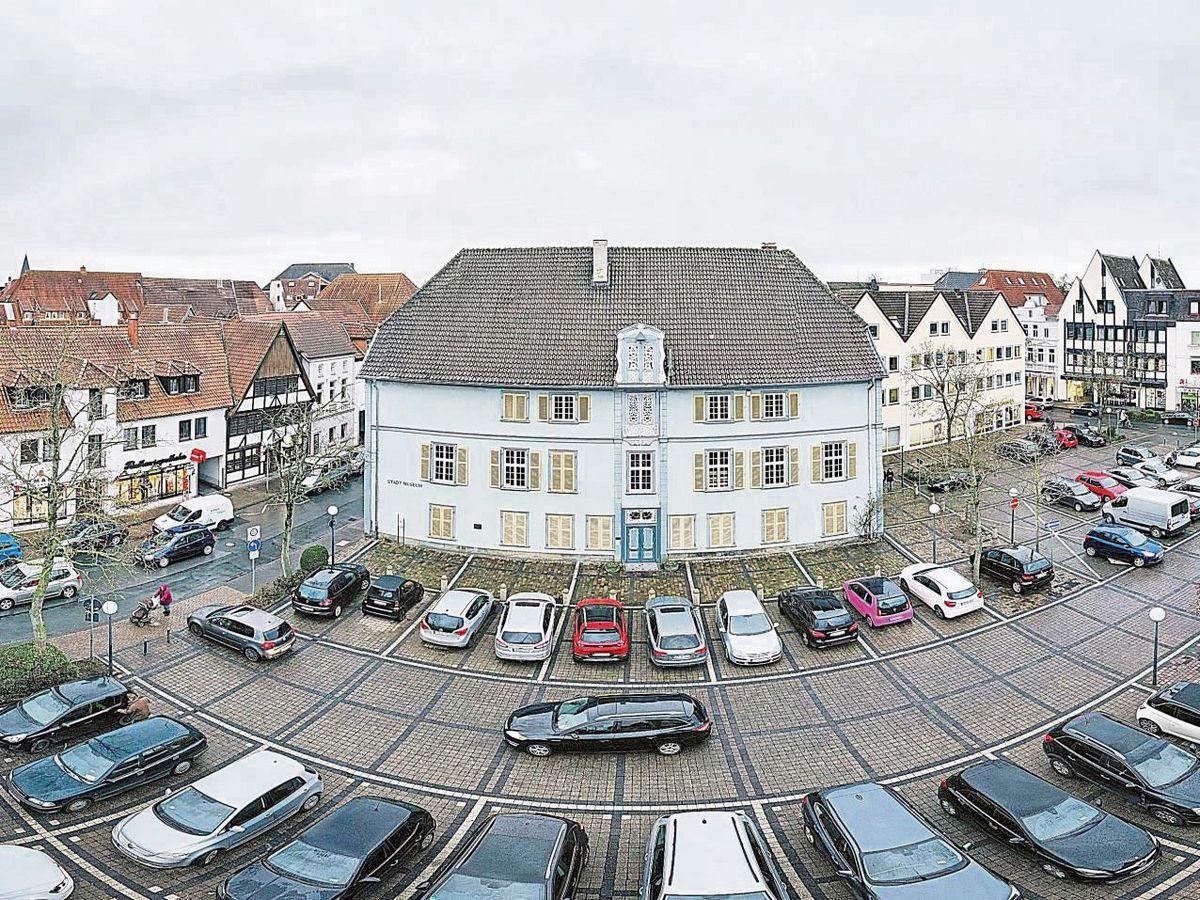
(154, 583), (173, 621)
(129, 584), (173, 627)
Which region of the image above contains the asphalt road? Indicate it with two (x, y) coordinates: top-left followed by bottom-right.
(0, 476), (365, 644)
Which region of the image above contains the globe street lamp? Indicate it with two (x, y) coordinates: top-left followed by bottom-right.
(1009, 488), (1019, 544)
(1150, 606), (1166, 686)
(929, 503), (941, 563)
(101, 599), (119, 676)
(327, 504), (339, 565)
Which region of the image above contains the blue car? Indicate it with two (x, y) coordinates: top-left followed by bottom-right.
(1083, 524), (1164, 567)
(0, 533), (22, 564)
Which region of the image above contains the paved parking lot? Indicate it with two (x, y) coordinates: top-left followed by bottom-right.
(5, 425), (1200, 898)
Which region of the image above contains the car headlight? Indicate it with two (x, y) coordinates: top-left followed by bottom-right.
(24, 796), (56, 809)
(504, 730), (526, 741)
(3, 733), (28, 743)
(1072, 867), (1110, 877)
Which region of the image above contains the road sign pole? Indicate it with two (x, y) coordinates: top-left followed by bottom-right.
(251, 556), (256, 593)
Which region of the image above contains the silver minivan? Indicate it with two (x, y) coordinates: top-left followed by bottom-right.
(1102, 486), (1191, 539)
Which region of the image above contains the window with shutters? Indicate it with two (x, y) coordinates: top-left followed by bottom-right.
(546, 514), (574, 550)
(822, 442), (846, 481)
(501, 392), (529, 422)
(705, 450), (732, 490)
(429, 504), (455, 540)
(586, 515), (613, 551)
(548, 450), (576, 493)
(762, 508), (788, 544)
(762, 392), (786, 420)
(627, 451), (653, 493)
(762, 447), (786, 487)
(822, 501), (848, 537)
(501, 510), (528, 546)
(431, 442), (457, 484)
(502, 448), (528, 489)
(706, 395), (731, 421)
(669, 515), (695, 550)
(550, 394), (577, 422)
(707, 512), (735, 548)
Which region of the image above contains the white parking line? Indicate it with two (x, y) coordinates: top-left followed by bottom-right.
(383, 554), (476, 655)
(857, 636), (880, 659)
(536, 591), (574, 682)
(981, 603), (1009, 623)
(787, 551), (816, 585)
(405, 797), (487, 889)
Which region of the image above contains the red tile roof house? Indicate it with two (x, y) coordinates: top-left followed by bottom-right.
(971, 269), (1065, 402)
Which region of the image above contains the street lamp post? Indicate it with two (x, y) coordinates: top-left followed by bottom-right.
(1009, 488), (1019, 544)
(928, 503), (941, 563)
(1150, 606), (1166, 686)
(327, 504), (339, 565)
(101, 599), (119, 676)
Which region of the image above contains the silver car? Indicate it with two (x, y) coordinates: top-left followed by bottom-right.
(187, 604), (295, 662)
(715, 590), (782, 666)
(111, 750), (322, 868)
(0, 559), (81, 612)
(419, 588), (495, 649)
(645, 596), (708, 667)
(494, 592), (558, 661)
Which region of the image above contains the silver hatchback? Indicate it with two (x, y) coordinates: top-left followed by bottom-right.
(187, 604), (295, 662)
(419, 588), (495, 649)
(645, 596), (708, 667)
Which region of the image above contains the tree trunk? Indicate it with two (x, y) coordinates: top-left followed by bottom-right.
(280, 502), (295, 577)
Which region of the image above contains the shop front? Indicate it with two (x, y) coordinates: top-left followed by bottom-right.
(114, 453), (193, 507)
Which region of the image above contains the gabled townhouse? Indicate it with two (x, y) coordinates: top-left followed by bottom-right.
(970, 269), (1065, 402)
(847, 288), (1026, 451)
(361, 241), (886, 562)
(267, 262), (357, 310)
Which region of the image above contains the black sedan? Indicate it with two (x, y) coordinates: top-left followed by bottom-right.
(3, 716), (205, 813)
(1162, 411), (1199, 426)
(900, 465), (965, 493)
(1073, 403), (1103, 418)
(1059, 423), (1107, 447)
(778, 586), (858, 647)
(1041, 475), (1103, 513)
(0, 676), (132, 753)
(59, 518), (130, 553)
(504, 693), (711, 757)
(940, 758), (1159, 883)
(219, 796), (435, 900)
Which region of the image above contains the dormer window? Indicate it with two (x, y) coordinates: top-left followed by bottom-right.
(118, 379), (149, 400)
(627, 345), (639, 371)
(615, 323), (666, 386)
(159, 374), (200, 395)
(642, 344), (654, 371)
(8, 385), (53, 410)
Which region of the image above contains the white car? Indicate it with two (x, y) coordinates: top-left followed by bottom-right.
(1137, 682), (1200, 746)
(494, 592), (558, 661)
(715, 590), (782, 665)
(1174, 444), (1200, 468)
(898, 563), (984, 619)
(1133, 458), (1183, 486)
(0, 846), (73, 899)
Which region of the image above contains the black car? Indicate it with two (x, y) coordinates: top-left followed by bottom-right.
(60, 518), (130, 553)
(778, 586), (858, 647)
(0, 677), (132, 753)
(939, 758), (1160, 883)
(362, 573), (424, 621)
(1042, 475), (1103, 513)
(1162, 411), (1199, 426)
(1116, 446), (1160, 467)
(1074, 403), (1102, 418)
(900, 464), (965, 493)
(292, 563), (371, 617)
(1044, 711), (1200, 827)
(139, 527), (215, 568)
(975, 545), (1054, 594)
(3, 716), (206, 813)
(219, 796), (435, 900)
(504, 693), (711, 757)
(995, 439), (1041, 463)
(413, 813), (587, 900)
(1059, 423), (1107, 447)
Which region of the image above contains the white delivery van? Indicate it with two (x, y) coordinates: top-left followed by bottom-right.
(153, 494), (235, 534)
(1102, 486), (1190, 538)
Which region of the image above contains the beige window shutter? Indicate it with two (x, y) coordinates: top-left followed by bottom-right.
(733, 450), (745, 489)
(529, 451), (541, 490)
(847, 441), (858, 479)
(502, 393), (514, 421)
(694, 395), (705, 422)
(811, 445), (823, 482)
(788, 391), (800, 419)
(420, 443), (430, 481)
(750, 394), (762, 421)
(733, 394), (746, 421)
(565, 451), (576, 492)
(693, 452), (705, 491)
(456, 446), (468, 485)
(515, 393), (528, 422)
(490, 449), (500, 487)
(789, 447), (800, 485)
(750, 450), (762, 488)
(537, 394), (550, 421)
(578, 395), (590, 422)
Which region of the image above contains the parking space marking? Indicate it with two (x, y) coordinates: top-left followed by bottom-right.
(382, 553), (477, 655)
(405, 797), (488, 890)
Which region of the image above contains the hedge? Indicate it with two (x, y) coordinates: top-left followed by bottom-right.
(299, 544), (329, 573)
(0, 643), (80, 704)
(248, 570), (306, 609)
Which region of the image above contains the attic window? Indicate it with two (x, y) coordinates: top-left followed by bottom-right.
(159, 374), (200, 395)
(118, 379), (149, 400)
(8, 385), (53, 410)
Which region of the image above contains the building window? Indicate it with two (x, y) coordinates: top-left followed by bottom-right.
(708, 512), (735, 548)
(867, 324), (879, 339)
(706, 394), (731, 421)
(762, 447), (786, 487)
(929, 322), (937, 336)
(910, 386), (921, 402)
(178, 419), (192, 441)
(141, 425), (156, 448)
(884, 426), (900, 449)
(502, 449), (528, 489)
(939, 322), (949, 335)
(87, 389), (103, 421)
(501, 392), (529, 422)
(340, 423), (348, 440)
(501, 511), (528, 547)
(429, 504), (455, 540)
(546, 514), (574, 550)
(761, 392), (786, 420)
(823, 443), (846, 481)
(762, 508), (788, 544)
(123, 428), (138, 451)
(551, 394), (577, 422)
(195, 417), (207, 438)
(1000, 319), (1008, 332)
(822, 501), (848, 537)
(87, 434), (104, 469)
(586, 515), (613, 551)
(627, 451), (653, 493)
(887, 356), (899, 372)
(432, 443), (457, 484)
(669, 515), (695, 550)
(705, 449), (732, 490)
(549, 450), (577, 493)
(251, 375), (299, 397)
(885, 387), (900, 406)
(19, 439), (39, 464)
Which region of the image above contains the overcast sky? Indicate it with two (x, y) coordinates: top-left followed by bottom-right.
(3, 2), (1198, 287)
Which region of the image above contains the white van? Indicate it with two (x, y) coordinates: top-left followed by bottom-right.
(152, 494), (235, 534)
(1102, 486), (1190, 538)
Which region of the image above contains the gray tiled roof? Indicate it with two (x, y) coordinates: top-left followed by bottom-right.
(1099, 254), (1145, 291)
(362, 245), (885, 388)
(859, 289), (1002, 339)
(272, 262), (357, 284)
(1147, 257), (1185, 289)
(933, 270), (984, 291)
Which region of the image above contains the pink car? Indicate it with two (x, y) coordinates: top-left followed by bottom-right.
(842, 576), (914, 627)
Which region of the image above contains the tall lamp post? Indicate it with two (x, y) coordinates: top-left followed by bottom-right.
(1150, 606), (1166, 686)
(101, 599), (119, 676)
(929, 503), (941, 563)
(1009, 488), (1019, 544)
(327, 504), (339, 565)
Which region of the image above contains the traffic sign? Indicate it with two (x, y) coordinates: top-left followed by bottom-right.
(247, 539), (261, 553)
(83, 597), (100, 624)
(190, 448), (207, 463)
(1009, 496), (1019, 509)
(248, 550), (260, 561)
(246, 525), (261, 542)
(1042, 519), (1061, 531)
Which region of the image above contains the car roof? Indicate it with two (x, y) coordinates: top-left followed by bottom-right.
(433, 588), (489, 614)
(192, 751), (306, 806)
(462, 814), (566, 884)
(226, 605), (284, 628)
(989, 545), (1041, 563)
(916, 566), (972, 590)
(508, 591), (554, 604)
(720, 590), (763, 614)
(586, 693), (698, 715)
(55, 676), (127, 704)
(299, 796), (419, 856)
(788, 586), (843, 608)
(305, 568), (344, 587)
(664, 811), (763, 893)
(856, 576), (902, 595)
(1159, 682), (1200, 712)
(90, 716), (194, 759)
(1064, 712), (1152, 757)
(504, 601), (551, 630)
(579, 604), (620, 625)
(653, 606), (699, 636)
(822, 782), (930, 852)
(372, 574), (408, 589)
(959, 759), (1067, 819)
(646, 595), (692, 611)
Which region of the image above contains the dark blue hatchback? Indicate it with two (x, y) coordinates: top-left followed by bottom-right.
(1083, 524), (1164, 567)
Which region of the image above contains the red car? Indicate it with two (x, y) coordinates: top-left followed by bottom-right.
(571, 598), (630, 662)
(1077, 471), (1127, 501)
(1024, 403), (1045, 421)
(1054, 428), (1078, 449)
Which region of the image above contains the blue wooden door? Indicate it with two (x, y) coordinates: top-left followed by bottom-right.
(623, 523), (659, 563)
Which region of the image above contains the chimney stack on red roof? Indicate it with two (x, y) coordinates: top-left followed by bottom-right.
(127, 313), (139, 349)
(80, 266), (86, 273)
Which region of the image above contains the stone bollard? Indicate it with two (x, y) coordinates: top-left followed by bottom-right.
(816, 577), (825, 588)
(499, 583), (508, 603)
(756, 584), (764, 604)
(691, 588), (701, 606)
(874, 567), (881, 577)
(562, 586), (570, 605)
(386, 566), (394, 576)
(440, 575), (448, 593)
(648, 589), (656, 602)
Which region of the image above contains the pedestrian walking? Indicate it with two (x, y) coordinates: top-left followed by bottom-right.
(884, 467), (895, 492)
(153, 583), (173, 620)
(118, 693), (151, 723)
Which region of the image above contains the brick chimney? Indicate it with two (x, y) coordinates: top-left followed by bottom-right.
(591, 239), (609, 285)
(761, 241), (778, 251)
(127, 313), (139, 349)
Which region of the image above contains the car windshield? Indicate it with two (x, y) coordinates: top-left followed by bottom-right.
(1129, 741), (1199, 788)
(728, 612), (772, 636)
(1019, 796), (1103, 842)
(581, 628), (619, 644)
(1025, 557), (1051, 573)
(1095, 477), (1119, 489)
(18, 688), (71, 726)
(165, 505), (190, 522)
(298, 584), (329, 601)
(877, 593), (908, 613)
(1124, 530), (1150, 547)
(555, 697), (592, 731)
(56, 741), (117, 783)
(1143, 460), (1169, 473)
(428, 875), (545, 899)
(263, 623), (292, 641)
(500, 630), (542, 645)
(267, 840), (361, 887)
(862, 837), (965, 885)
(426, 613), (464, 632)
(153, 786), (235, 835)
(1068, 484), (1091, 497)
(946, 585), (978, 601)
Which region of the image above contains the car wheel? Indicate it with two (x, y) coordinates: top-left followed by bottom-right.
(526, 743), (552, 758)
(1049, 758), (1076, 778)
(333, 604), (344, 618)
(301, 792), (321, 812)
(66, 797), (92, 813)
(1085, 545), (1097, 557)
(0, 597), (14, 612)
(360, 577), (371, 592)
(189, 621), (204, 636)
(197, 848), (222, 867)
(1151, 527), (1164, 539)
(803, 824), (816, 846)
(61, 585), (78, 599)
(118, 713), (135, 726)
(1102, 513), (1115, 524)
(158, 557), (170, 569)
(201, 544), (213, 556)
(1138, 718), (1162, 735)
(1042, 863), (1068, 879)
(244, 647), (261, 662)
(171, 759), (193, 776)
(420, 829), (435, 849)
(1134, 556), (1146, 568)
(1151, 806), (1185, 827)
(934, 605), (946, 619)
(28, 738), (50, 753)
(216, 519), (232, 532)
(110, 534), (124, 547)
(656, 741), (683, 756)
(1012, 581), (1022, 595)
(1074, 502), (1084, 512)
(939, 796), (959, 817)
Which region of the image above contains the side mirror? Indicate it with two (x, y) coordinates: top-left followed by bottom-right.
(230, 824), (245, 833)
(1007, 836), (1025, 845)
(834, 867), (854, 879)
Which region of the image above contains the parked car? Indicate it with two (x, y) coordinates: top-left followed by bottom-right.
(0, 533), (22, 564)
(112, 750), (323, 868)
(1042, 475), (1102, 513)
(418, 588), (494, 649)
(139, 528), (215, 568)
(339, 445), (365, 475)
(996, 438), (1041, 463)
(59, 518), (129, 554)
(299, 456), (352, 494)
(4, 716), (206, 813)
(504, 693), (711, 757)
(1173, 443), (1200, 468)
(802, 781), (1017, 899)
(939, 758), (1159, 883)
(217, 796), (435, 900)
(778, 585), (860, 646)
(645, 595), (708, 667)
(1135, 457), (1184, 487)
(0, 846), (73, 899)
(1044, 712), (1200, 827)
(900, 464), (965, 493)
(898, 563), (984, 619)
(361, 573), (424, 620)
(0, 559), (82, 612)
(187, 604), (296, 661)
(292, 563), (371, 617)
(1073, 402), (1103, 417)
(1059, 423), (1106, 447)
(1161, 411), (1199, 426)
(1109, 466), (1160, 491)
(152, 494), (235, 534)
(714, 589), (782, 665)
(494, 592), (558, 661)
(0, 676), (132, 753)
(640, 810), (793, 900)
(571, 597), (630, 662)
(1177, 476), (1200, 499)
(1102, 486), (1191, 538)
(841, 576), (912, 628)
(1024, 402), (1045, 421)
(1116, 446), (1160, 466)
(413, 813), (587, 899)
(1137, 681), (1200, 745)
(1076, 471), (1127, 502)
(1083, 524), (1164, 566)
(1028, 429), (1064, 455)
(975, 545), (1054, 594)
